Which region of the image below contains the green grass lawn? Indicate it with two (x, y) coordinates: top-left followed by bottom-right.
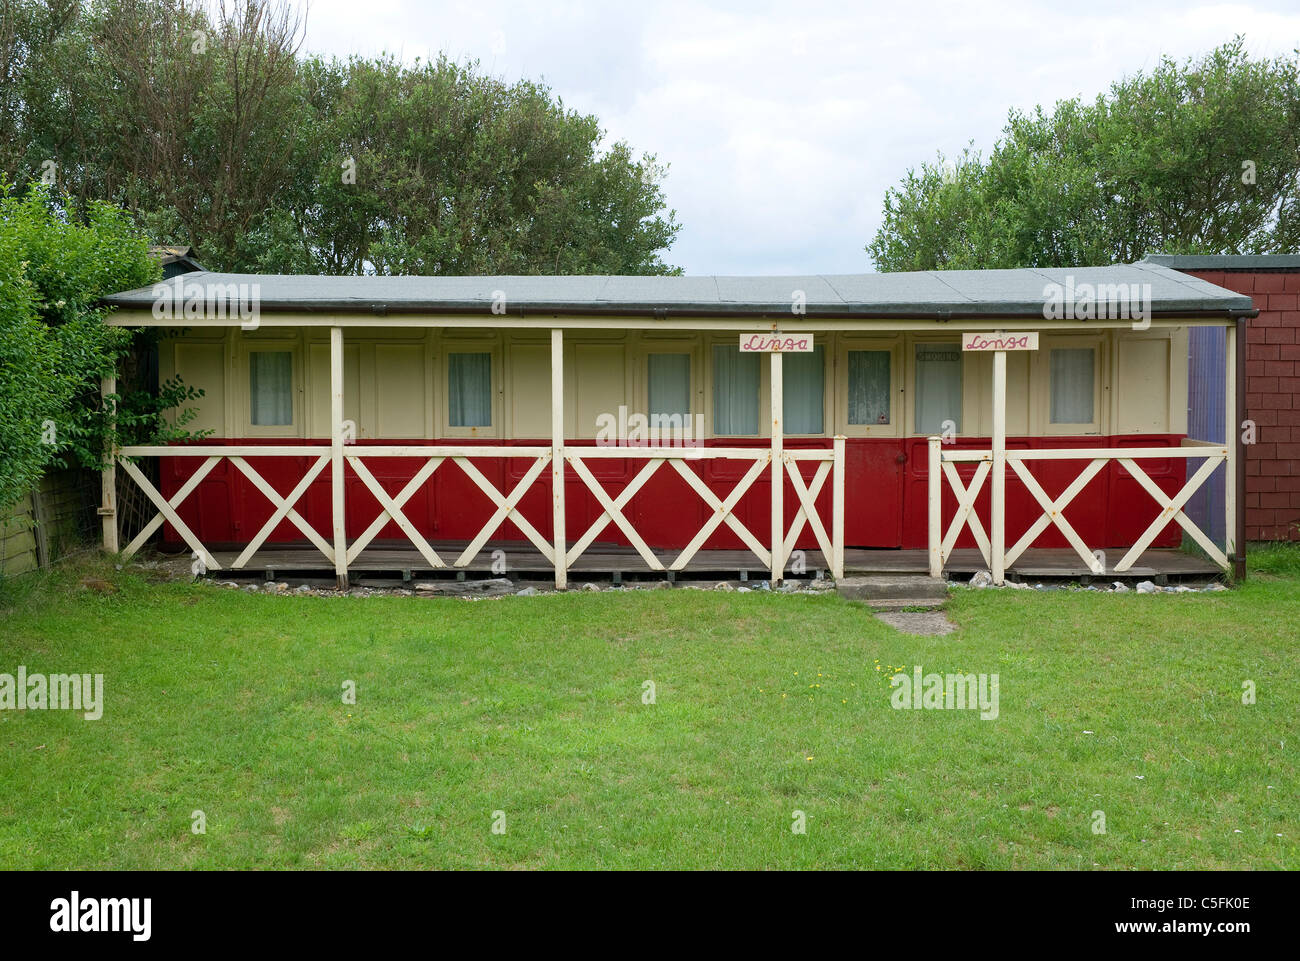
(1, 553), (1296, 870)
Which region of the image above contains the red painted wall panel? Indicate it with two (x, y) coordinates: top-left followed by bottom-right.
(159, 434), (1186, 556)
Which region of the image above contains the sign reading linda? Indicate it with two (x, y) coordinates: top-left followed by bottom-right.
(740, 333), (814, 353)
(961, 332), (1039, 352)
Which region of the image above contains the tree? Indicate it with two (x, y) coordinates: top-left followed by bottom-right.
(79, 0), (309, 271)
(868, 39), (1300, 271)
(0, 182), (199, 510)
(1, 0), (680, 275)
(0, 0), (87, 190)
(237, 54), (681, 276)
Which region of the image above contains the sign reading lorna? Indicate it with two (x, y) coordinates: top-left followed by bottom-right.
(740, 333), (814, 353)
(961, 332), (1039, 352)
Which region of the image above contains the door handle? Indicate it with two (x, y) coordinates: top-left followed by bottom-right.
(895, 452), (907, 464)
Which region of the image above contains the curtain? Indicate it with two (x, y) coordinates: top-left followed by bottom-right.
(914, 343), (962, 434)
(249, 351), (293, 426)
(449, 352), (492, 427)
(783, 346), (824, 434)
(1050, 348), (1095, 424)
(712, 345), (759, 435)
(847, 350), (890, 425)
(648, 353), (691, 417)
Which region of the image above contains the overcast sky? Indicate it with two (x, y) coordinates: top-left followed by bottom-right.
(299, 0), (1300, 276)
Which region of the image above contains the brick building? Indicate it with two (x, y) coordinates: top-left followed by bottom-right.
(1146, 255), (1300, 542)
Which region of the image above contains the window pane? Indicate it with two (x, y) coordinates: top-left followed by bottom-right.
(783, 346), (824, 434)
(449, 352), (492, 427)
(249, 351), (293, 426)
(1050, 347), (1095, 424)
(914, 343), (962, 435)
(648, 353), (690, 419)
(847, 350), (891, 425)
(712, 345), (759, 435)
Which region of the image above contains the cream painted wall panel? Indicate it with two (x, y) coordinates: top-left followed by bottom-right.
(1117, 338), (1171, 434)
(509, 343), (551, 438)
(159, 338), (177, 383)
(375, 343), (428, 438)
(574, 343), (625, 437)
(1168, 328), (1189, 435)
(173, 342), (226, 434)
(307, 343), (360, 438)
(970, 350), (1030, 436)
(159, 325), (1195, 442)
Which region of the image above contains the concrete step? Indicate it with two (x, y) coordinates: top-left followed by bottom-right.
(863, 597), (947, 611)
(836, 574), (948, 603)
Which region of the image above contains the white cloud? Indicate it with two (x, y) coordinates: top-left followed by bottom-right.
(299, 0), (1300, 274)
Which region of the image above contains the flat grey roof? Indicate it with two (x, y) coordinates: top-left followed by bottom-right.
(102, 262), (1255, 318)
(1142, 254), (1300, 271)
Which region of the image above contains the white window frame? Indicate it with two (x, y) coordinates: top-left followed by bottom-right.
(239, 338), (303, 438)
(635, 340), (700, 444)
(907, 336), (965, 438)
(439, 341), (501, 439)
(1037, 335), (1105, 436)
(707, 339), (763, 438)
(835, 336), (902, 438)
(780, 343), (830, 438)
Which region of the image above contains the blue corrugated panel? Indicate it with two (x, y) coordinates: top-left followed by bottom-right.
(1186, 326), (1226, 544)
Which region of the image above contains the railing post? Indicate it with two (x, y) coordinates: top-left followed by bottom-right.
(1225, 321), (1238, 576)
(770, 351), (784, 585)
(100, 375), (119, 554)
(928, 435), (942, 577)
(330, 326), (348, 591)
(991, 348), (1007, 585)
(832, 435), (845, 580)
(551, 328), (567, 590)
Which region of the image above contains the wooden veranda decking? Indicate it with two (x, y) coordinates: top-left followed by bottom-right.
(196, 542), (1223, 583)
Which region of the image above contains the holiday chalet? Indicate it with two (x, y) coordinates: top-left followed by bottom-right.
(98, 263), (1253, 588)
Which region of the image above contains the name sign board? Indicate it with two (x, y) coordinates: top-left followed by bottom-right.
(739, 333), (814, 353)
(961, 332), (1039, 352)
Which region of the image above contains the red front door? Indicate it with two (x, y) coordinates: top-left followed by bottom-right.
(844, 438), (906, 547)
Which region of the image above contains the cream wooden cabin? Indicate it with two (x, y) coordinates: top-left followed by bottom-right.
(101, 264), (1252, 587)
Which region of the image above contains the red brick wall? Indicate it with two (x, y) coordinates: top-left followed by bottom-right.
(1182, 268), (1300, 541)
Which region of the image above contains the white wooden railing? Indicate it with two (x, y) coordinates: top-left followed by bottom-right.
(113, 439), (846, 587)
(104, 327), (854, 589)
(115, 445), (333, 573)
(927, 437), (1231, 580)
(564, 442), (844, 577)
(342, 445), (557, 571)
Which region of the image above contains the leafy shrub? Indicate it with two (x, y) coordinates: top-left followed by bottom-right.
(0, 181), (202, 511)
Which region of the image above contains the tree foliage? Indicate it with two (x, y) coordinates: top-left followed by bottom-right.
(868, 39), (1300, 270)
(0, 0), (681, 274)
(0, 182), (201, 510)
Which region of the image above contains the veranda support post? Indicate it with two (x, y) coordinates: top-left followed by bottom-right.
(330, 326), (348, 590)
(1235, 317), (1247, 581)
(100, 374), (119, 554)
(551, 328), (567, 590)
(991, 348), (1007, 585)
(928, 436), (942, 577)
(770, 350), (783, 585)
(832, 434), (845, 580)
(1224, 320), (1237, 579)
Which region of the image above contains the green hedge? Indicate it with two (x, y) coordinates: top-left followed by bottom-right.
(0, 182), (201, 513)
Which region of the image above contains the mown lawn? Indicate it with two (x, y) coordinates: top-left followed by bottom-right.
(0, 553), (1296, 870)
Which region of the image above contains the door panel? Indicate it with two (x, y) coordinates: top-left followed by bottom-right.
(845, 438), (905, 547)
